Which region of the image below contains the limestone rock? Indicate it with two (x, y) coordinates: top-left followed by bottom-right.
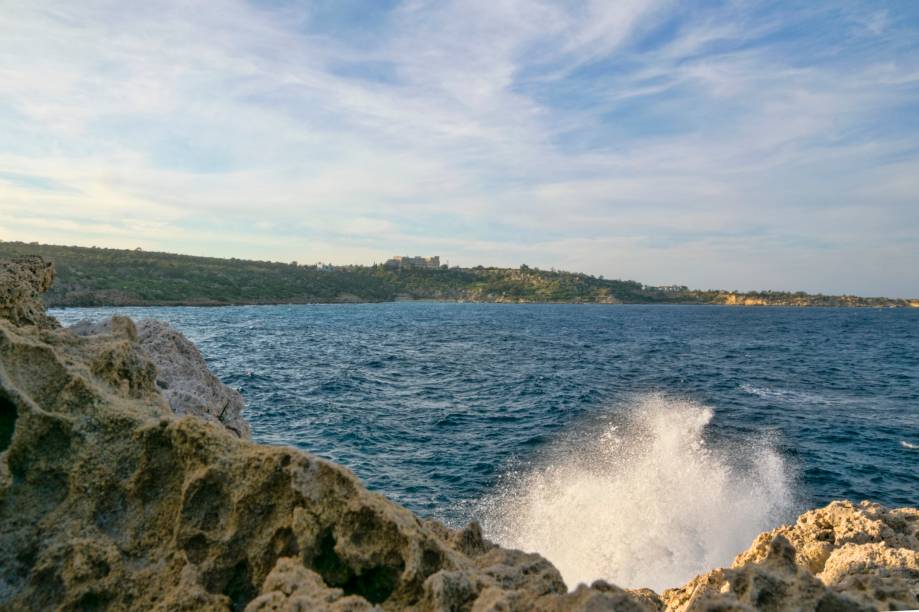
(0, 256), (58, 329)
(69, 316), (251, 438)
(137, 319), (250, 438)
(662, 535), (870, 611)
(246, 558), (380, 611)
(723, 500), (919, 610)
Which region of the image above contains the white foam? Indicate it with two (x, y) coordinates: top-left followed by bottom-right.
(901, 440), (918, 450)
(740, 384), (829, 405)
(478, 394), (796, 592)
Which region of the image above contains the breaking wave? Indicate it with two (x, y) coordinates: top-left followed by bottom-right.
(479, 394), (796, 592)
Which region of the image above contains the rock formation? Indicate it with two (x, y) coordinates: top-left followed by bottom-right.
(0, 257), (916, 611)
(69, 317), (251, 438)
(0, 256), (59, 328)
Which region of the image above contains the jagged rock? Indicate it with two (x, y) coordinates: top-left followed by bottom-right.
(136, 319), (250, 438)
(662, 535), (871, 611)
(720, 500), (919, 610)
(69, 317), (251, 438)
(246, 558), (380, 611)
(657, 502), (919, 611)
(0, 256), (58, 329)
(0, 257), (917, 611)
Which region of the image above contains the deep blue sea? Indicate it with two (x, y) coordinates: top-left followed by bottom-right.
(50, 303), (919, 589)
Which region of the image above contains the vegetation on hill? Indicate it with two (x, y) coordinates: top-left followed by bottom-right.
(0, 241), (914, 307)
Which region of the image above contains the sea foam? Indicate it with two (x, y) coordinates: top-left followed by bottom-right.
(479, 394), (796, 592)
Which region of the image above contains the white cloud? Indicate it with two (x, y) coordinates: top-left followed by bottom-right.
(0, 0), (917, 296)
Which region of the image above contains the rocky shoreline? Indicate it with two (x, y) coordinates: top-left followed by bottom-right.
(1, 257), (917, 611)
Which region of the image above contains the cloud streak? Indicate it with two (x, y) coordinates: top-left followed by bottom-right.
(1, 0), (918, 296)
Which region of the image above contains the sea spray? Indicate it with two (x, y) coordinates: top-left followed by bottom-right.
(478, 394), (796, 592)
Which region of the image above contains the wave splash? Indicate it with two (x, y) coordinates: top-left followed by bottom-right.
(478, 394), (796, 592)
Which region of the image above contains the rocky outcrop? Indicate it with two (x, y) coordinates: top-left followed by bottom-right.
(0, 257), (916, 611)
(655, 502), (918, 611)
(693, 500), (919, 610)
(0, 255), (58, 329)
(69, 317), (250, 438)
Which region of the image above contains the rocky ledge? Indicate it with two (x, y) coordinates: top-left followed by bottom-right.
(0, 257), (916, 611)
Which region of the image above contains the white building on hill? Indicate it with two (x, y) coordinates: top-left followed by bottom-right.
(384, 255), (441, 270)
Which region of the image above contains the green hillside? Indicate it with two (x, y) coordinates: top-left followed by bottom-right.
(0, 241), (657, 306)
(0, 241), (914, 308)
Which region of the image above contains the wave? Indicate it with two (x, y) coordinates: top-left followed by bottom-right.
(740, 383), (829, 405)
(478, 394), (796, 592)
(901, 440), (918, 450)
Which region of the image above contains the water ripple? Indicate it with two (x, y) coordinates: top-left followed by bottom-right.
(51, 303), (919, 525)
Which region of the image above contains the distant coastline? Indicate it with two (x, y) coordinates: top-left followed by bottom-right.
(2, 241), (916, 308)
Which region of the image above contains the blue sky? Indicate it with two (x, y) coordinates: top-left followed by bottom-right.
(2, 1), (918, 296)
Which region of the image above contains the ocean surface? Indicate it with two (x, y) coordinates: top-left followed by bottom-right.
(50, 303), (919, 590)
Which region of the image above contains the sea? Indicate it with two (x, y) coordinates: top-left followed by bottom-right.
(50, 303), (919, 591)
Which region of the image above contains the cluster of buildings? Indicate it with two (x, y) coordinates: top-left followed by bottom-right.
(645, 284), (688, 293)
(383, 255), (441, 270)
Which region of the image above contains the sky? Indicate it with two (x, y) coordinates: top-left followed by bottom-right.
(1, 1), (918, 296)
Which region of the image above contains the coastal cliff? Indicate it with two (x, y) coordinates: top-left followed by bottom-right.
(0, 257), (916, 611)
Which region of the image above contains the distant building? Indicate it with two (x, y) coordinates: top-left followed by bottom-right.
(647, 284), (688, 293)
(384, 255), (441, 270)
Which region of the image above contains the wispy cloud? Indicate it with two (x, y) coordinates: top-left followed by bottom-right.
(1, 0), (918, 296)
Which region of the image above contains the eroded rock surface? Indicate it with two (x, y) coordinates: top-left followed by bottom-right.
(683, 500), (919, 611)
(0, 255), (58, 329)
(69, 317), (251, 438)
(0, 258), (916, 611)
